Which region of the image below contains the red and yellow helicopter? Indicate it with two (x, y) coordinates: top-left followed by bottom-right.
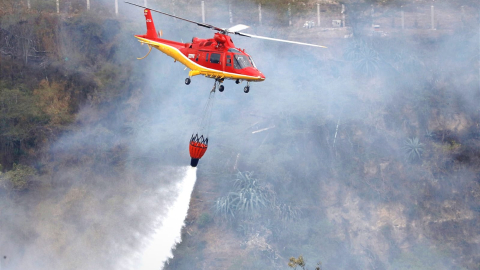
(126, 1), (326, 93)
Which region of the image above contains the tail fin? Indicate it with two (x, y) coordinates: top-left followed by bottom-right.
(144, 9), (158, 39)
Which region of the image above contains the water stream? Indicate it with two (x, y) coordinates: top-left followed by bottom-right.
(130, 166), (197, 270)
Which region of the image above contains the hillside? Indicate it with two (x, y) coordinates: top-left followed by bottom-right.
(1, 0), (480, 269)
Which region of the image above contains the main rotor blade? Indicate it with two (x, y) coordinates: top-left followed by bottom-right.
(225, 24), (250, 33)
(125, 1), (327, 48)
(235, 32), (327, 48)
(125, 1), (224, 32)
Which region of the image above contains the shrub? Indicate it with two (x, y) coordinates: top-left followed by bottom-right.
(288, 255), (322, 270)
(403, 137), (424, 162)
(214, 171), (271, 219)
(214, 193), (237, 219)
(2, 163), (36, 191)
(344, 40), (380, 77)
(197, 213), (213, 229)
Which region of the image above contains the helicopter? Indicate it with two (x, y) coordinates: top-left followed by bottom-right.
(126, 1), (326, 93)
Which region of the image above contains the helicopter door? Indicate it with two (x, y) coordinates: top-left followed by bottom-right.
(210, 53), (221, 64)
(208, 53), (224, 71)
(198, 52), (208, 65)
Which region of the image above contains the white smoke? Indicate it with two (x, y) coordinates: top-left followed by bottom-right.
(121, 166), (197, 270)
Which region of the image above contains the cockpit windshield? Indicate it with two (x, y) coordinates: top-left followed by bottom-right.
(234, 54), (252, 69)
(248, 56), (257, 68)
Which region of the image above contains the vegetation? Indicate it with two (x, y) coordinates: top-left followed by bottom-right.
(214, 171), (272, 219)
(197, 213), (213, 228)
(344, 40), (381, 77)
(288, 255), (322, 270)
(1, 1), (480, 270)
(403, 137), (424, 162)
(0, 163), (36, 191)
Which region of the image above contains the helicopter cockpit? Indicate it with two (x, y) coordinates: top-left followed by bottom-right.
(234, 54), (257, 69)
(228, 48), (257, 70)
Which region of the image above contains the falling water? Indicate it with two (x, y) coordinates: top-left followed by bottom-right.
(125, 166), (197, 270)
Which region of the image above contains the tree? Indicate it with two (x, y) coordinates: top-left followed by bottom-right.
(0, 84), (44, 167)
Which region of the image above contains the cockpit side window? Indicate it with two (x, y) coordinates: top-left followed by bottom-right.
(233, 56), (241, 69)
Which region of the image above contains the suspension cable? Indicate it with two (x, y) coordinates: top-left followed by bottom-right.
(196, 82), (217, 137)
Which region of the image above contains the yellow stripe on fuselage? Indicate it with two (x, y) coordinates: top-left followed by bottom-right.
(135, 37), (264, 82)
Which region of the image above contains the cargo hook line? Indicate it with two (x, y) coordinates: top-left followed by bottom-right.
(137, 45), (152, 60)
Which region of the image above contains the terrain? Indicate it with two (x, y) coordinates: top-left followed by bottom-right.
(1, 0), (480, 269)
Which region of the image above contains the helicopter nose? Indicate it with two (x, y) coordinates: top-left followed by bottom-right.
(243, 67), (265, 81)
(258, 71), (265, 80)
(251, 68), (265, 81)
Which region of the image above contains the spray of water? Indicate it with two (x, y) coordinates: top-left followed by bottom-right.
(124, 166), (197, 270)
